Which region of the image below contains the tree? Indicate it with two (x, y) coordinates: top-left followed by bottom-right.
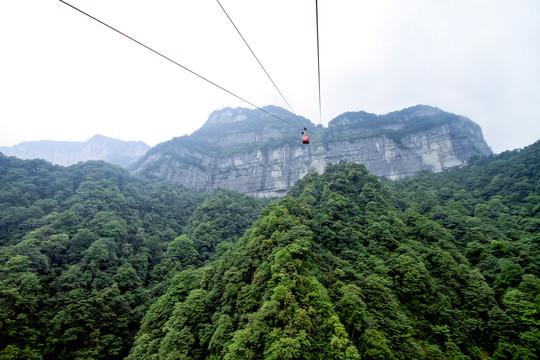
(0, 256), (42, 353)
(359, 329), (396, 360)
(164, 235), (199, 272)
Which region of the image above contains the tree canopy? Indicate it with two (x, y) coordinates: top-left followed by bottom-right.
(0, 141), (538, 359)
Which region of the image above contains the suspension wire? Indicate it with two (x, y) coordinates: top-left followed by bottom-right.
(216, 0), (304, 129)
(315, 0), (322, 126)
(58, 0), (298, 129)
(313, 4), (323, 355)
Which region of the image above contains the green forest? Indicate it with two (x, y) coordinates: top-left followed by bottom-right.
(0, 141), (538, 359)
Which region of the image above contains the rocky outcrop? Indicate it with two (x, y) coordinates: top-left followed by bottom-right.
(0, 134), (149, 167)
(131, 105), (492, 197)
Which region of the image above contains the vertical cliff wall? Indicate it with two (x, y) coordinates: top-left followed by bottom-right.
(130, 105), (492, 197)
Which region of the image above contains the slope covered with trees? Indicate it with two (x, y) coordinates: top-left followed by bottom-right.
(0, 154), (269, 359)
(0, 141), (538, 359)
(127, 141), (539, 359)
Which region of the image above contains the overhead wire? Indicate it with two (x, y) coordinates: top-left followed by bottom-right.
(216, 0), (305, 129)
(313, 2), (323, 354)
(58, 0), (298, 130)
(315, 0), (322, 126)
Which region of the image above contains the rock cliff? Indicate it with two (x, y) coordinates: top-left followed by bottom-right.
(0, 134), (149, 167)
(131, 105), (492, 197)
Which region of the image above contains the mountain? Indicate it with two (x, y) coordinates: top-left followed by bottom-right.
(0, 155), (270, 359)
(126, 143), (538, 359)
(0, 134), (149, 167)
(0, 140), (538, 359)
(131, 105), (492, 197)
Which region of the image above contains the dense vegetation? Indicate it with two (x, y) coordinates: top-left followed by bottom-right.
(0, 155), (269, 359)
(1, 140), (538, 359)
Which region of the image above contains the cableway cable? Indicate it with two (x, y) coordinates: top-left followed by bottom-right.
(313, 6), (323, 355)
(315, 0), (322, 126)
(59, 0), (298, 129)
(216, 0), (305, 129)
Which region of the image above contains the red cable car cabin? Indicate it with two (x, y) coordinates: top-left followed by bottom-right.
(302, 128), (310, 144)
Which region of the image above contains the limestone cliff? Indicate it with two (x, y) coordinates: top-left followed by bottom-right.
(131, 105), (492, 197)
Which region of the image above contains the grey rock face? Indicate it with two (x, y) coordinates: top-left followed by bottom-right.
(131, 105), (492, 197)
(0, 134), (150, 167)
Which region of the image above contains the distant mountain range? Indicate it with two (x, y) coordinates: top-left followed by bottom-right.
(0, 134), (149, 167)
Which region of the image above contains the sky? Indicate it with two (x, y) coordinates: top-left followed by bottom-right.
(1, 0), (539, 153)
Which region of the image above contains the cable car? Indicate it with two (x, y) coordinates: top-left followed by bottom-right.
(302, 128), (310, 144)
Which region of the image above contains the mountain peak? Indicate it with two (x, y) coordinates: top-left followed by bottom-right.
(190, 106), (313, 148)
(201, 105), (302, 127)
(328, 104), (448, 129)
(399, 104), (443, 116)
(87, 134), (112, 142)
(205, 107), (250, 126)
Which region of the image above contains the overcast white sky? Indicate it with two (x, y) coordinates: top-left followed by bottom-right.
(1, 0), (539, 153)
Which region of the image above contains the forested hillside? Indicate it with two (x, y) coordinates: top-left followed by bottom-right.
(1, 141), (538, 359)
(0, 154), (269, 359)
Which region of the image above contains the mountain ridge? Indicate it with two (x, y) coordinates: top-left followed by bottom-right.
(0, 134), (149, 167)
(131, 104), (492, 197)
(1, 105), (493, 197)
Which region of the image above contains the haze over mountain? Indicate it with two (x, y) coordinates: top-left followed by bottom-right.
(0, 134), (149, 167)
(132, 105), (492, 197)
